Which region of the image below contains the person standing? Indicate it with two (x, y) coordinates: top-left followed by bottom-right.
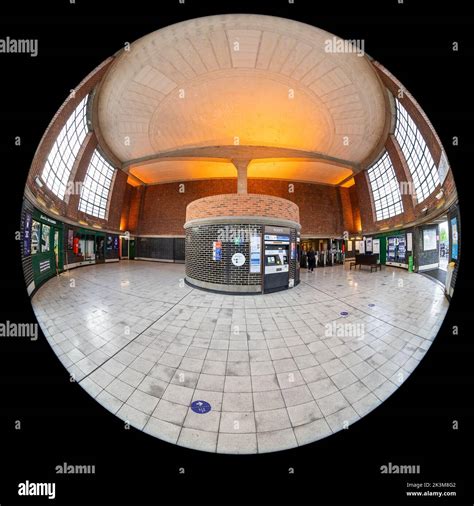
(300, 249), (307, 269)
(307, 248), (316, 272)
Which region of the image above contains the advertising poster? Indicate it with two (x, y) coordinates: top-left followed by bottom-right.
(31, 220), (40, 254)
(407, 232), (413, 252)
(68, 229), (74, 249)
(23, 212), (32, 257)
(451, 217), (458, 260)
(373, 239), (380, 254)
(423, 228), (437, 251)
(41, 224), (50, 253)
(250, 234), (261, 273)
(366, 237), (373, 253)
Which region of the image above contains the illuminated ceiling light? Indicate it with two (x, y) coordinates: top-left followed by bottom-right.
(35, 176), (44, 187)
(49, 207), (60, 215)
(92, 224), (102, 229)
(126, 175), (142, 187)
(340, 177), (355, 188)
(78, 220), (88, 226)
(435, 189), (444, 200)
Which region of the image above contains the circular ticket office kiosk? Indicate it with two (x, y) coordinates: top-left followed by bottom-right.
(184, 194), (301, 294)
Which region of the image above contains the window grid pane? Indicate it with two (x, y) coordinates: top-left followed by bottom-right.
(78, 150), (116, 219)
(367, 151), (404, 222)
(41, 96), (89, 200)
(394, 99), (440, 203)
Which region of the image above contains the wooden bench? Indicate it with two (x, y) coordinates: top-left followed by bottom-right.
(350, 254), (381, 272)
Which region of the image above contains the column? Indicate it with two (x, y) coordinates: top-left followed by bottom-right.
(232, 158), (251, 194)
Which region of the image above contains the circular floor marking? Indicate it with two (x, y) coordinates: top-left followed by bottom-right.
(191, 400), (212, 414)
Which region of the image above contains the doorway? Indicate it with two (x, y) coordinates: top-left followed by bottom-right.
(95, 235), (105, 263)
(438, 220), (449, 271)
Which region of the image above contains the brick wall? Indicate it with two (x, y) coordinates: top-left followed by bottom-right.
(185, 224), (263, 287)
(186, 194), (300, 224)
(349, 186), (361, 232)
(106, 170), (129, 230)
(120, 183), (133, 232)
(249, 179), (344, 236)
(127, 186), (144, 234)
(339, 187), (355, 232)
(127, 179), (346, 236)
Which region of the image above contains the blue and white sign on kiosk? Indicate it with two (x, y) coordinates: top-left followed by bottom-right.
(213, 241), (222, 261)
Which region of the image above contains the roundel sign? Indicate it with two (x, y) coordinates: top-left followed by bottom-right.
(232, 253), (246, 267)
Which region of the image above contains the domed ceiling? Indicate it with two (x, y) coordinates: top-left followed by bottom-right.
(95, 14), (390, 185)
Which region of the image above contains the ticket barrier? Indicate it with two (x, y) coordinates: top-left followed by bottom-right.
(318, 250), (327, 267)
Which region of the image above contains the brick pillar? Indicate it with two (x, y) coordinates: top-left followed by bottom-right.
(232, 159), (251, 194)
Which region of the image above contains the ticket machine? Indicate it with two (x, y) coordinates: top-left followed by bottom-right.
(263, 227), (290, 293)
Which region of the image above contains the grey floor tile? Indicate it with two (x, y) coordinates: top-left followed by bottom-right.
(32, 261), (449, 454)
(257, 428), (297, 453)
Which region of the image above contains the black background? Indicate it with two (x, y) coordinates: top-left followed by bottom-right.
(0, 0), (473, 504)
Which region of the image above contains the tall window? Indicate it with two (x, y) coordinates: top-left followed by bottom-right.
(367, 151), (404, 221)
(78, 150), (115, 219)
(394, 99), (440, 202)
(41, 95), (89, 200)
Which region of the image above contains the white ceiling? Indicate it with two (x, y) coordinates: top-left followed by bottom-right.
(96, 14), (389, 185)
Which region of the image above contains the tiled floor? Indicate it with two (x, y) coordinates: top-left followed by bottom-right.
(31, 260), (449, 454)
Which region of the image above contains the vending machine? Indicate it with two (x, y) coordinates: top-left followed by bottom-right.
(397, 236), (407, 264)
(263, 227), (290, 293)
(387, 237), (397, 263)
(386, 234), (408, 268)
